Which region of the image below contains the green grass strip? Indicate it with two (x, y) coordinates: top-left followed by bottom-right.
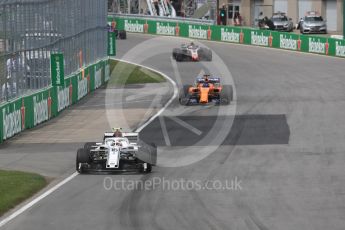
(0, 170), (47, 216)
(108, 60), (166, 85)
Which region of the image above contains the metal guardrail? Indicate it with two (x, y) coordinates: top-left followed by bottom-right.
(108, 13), (215, 25)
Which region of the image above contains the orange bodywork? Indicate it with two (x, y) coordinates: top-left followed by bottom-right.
(189, 82), (221, 104)
(199, 87), (210, 103)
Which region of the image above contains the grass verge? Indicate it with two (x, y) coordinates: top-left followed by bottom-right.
(0, 170), (47, 216)
(108, 60), (166, 85)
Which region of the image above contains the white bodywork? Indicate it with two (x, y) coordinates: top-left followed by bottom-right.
(190, 48), (199, 60)
(106, 146), (120, 169)
(183, 45), (202, 60)
(93, 134), (139, 169)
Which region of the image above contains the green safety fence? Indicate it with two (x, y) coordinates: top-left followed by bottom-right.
(0, 59), (110, 142)
(108, 16), (345, 58)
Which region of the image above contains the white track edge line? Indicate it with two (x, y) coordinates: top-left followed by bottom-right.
(0, 172), (79, 228)
(0, 58), (178, 228)
(110, 58), (178, 133)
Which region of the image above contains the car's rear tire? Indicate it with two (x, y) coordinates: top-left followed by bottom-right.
(146, 163), (152, 173)
(172, 48), (179, 60)
(198, 48), (205, 60)
(176, 53), (183, 62)
(174, 49), (184, 62)
(206, 49), (212, 61)
(119, 30), (126, 39)
(118, 160), (124, 170)
(185, 51), (193, 61)
(199, 48), (212, 61)
(139, 163), (152, 173)
(76, 148), (90, 173)
(149, 142), (157, 166)
(220, 85), (233, 105)
(179, 85), (191, 105)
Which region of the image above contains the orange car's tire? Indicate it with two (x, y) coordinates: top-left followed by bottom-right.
(220, 85), (233, 105)
(179, 85), (191, 105)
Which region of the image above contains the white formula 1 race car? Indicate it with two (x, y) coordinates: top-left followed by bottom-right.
(76, 129), (157, 174)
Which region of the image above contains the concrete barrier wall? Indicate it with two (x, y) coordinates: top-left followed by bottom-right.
(0, 59), (109, 142)
(108, 16), (345, 58)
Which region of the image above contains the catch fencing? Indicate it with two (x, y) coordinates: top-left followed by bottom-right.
(0, 0), (109, 143)
(0, 0), (107, 102)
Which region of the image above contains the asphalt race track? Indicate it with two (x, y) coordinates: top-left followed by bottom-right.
(2, 34), (345, 230)
(0, 82), (172, 178)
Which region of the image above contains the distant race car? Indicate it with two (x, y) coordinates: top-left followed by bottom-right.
(179, 75), (233, 105)
(172, 42), (212, 62)
(115, 29), (127, 39)
(76, 129), (156, 173)
(107, 23), (126, 39)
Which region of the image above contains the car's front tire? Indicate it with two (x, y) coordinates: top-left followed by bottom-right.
(84, 142), (96, 156)
(76, 148), (90, 173)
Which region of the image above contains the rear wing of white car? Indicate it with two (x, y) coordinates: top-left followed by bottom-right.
(103, 132), (139, 143)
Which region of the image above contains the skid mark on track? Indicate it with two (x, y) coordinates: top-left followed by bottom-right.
(119, 174), (152, 230)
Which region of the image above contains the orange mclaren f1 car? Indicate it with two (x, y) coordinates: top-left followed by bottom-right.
(179, 75), (233, 105)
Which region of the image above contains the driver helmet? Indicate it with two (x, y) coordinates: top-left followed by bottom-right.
(113, 127), (123, 137)
(202, 83), (209, 88)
